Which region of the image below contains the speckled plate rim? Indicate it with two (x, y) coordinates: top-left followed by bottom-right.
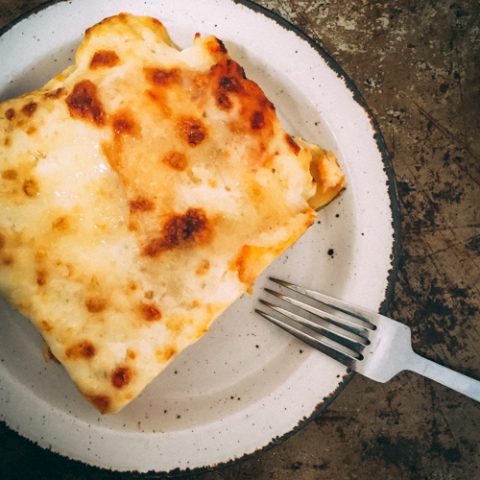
(0, 0), (401, 476)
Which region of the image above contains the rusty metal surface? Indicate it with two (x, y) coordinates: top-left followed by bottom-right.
(1, 1), (479, 479)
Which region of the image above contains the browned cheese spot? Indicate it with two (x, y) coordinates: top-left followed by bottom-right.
(44, 88), (64, 99)
(139, 302), (162, 321)
(162, 208), (211, 247)
(163, 151), (187, 171)
(5, 108), (15, 120)
(4, 137), (11, 147)
(26, 126), (37, 136)
(285, 134), (300, 154)
(23, 178), (39, 197)
(129, 197), (154, 212)
(111, 366), (132, 389)
(128, 220), (138, 232)
(163, 346), (177, 361)
(178, 117), (206, 146)
(220, 76), (242, 92)
(216, 93), (232, 110)
(41, 320), (53, 332)
(196, 259), (210, 275)
(251, 110), (265, 129)
(156, 345), (177, 362)
(146, 67), (180, 86)
(2, 255), (14, 266)
(100, 141), (116, 169)
(112, 110), (138, 137)
(206, 37), (227, 54)
(145, 89), (158, 102)
(52, 216), (70, 231)
(144, 88), (172, 117)
(35, 249), (47, 262)
(144, 290), (154, 299)
(36, 269), (47, 286)
(85, 394), (111, 413)
(216, 38), (227, 53)
(127, 349), (137, 360)
(150, 18), (163, 27)
(260, 97), (275, 111)
(215, 74), (243, 111)
(90, 50), (120, 69)
(211, 59), (276, 146)
(166, 317), (184, 334)
(85, 296), (107, 313)
(21, 102), (37, 117)
(66, 80), (105, 126)
(0, 233), (4, 249)
(143, 208), (211, 257)
(65, 340), (96, 359)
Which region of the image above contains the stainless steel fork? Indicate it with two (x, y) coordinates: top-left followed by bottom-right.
(256, 277), (480, 402)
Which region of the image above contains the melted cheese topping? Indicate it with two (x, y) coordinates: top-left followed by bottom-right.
(0, 14), (345, 413)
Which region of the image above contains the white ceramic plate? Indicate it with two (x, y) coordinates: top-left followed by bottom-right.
(0, 0), (400, 474)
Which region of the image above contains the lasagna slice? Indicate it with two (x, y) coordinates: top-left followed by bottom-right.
(0, 14), (345, 413)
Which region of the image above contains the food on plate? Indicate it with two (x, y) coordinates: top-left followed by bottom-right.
(0, 14), (345, 413)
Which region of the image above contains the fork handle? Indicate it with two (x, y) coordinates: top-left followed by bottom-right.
(408, 352), (480, 402)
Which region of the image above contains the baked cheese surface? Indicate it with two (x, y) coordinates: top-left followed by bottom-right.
(0, 14), (345, 413)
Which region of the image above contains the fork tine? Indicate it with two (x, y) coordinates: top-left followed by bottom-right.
(269, 277), (376, 329)
(255, 309), (359, 365)
(264, 287), (370, 339)
(259, 298), (368, 349)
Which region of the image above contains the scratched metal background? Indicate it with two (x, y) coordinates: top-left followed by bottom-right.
(0, 1), (479, 479)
